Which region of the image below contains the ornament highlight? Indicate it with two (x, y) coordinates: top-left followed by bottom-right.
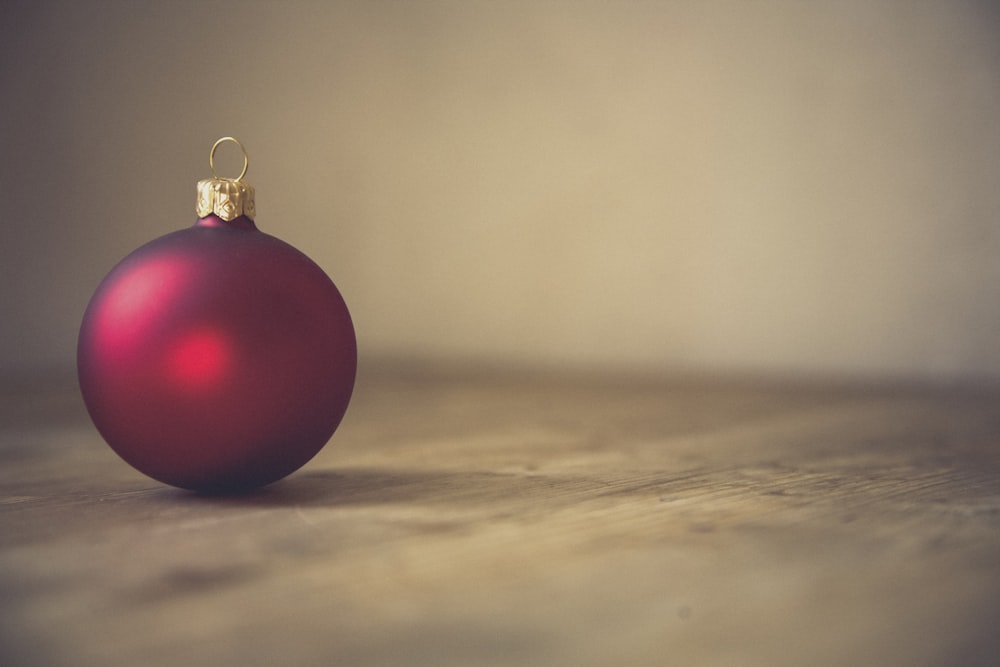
(78, 137), (357, 493)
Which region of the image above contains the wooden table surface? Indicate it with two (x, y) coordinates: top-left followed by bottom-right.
(2, 361), (999, 666)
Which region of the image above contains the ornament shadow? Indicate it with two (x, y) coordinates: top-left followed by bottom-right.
(166, 467), (590, 510)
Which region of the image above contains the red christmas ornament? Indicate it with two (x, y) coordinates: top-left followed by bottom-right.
(78, 137), (357, 492)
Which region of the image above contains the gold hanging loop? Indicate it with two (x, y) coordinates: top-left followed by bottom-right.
(209, 136), (249, 182)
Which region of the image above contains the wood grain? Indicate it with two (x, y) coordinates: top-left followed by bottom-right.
(1, 363), (999, 666)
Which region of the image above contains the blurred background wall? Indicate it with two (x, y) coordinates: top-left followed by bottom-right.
(2, 0), (999, 381)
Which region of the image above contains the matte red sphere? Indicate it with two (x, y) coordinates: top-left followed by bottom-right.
(78, 215), (357, 492)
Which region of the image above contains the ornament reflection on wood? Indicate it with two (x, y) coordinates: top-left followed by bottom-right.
(78, 137), (357, 493)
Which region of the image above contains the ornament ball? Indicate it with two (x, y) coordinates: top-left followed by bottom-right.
(77, 138), (357, 493)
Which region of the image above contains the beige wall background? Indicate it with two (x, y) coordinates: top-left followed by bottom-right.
(2, 0), (999, 381)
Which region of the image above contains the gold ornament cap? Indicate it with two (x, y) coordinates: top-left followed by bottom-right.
(196, 137), (256, 221)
